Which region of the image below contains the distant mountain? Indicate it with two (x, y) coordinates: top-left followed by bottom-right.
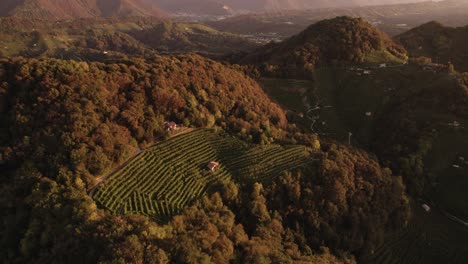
(240, 16), (407, 78)
(396, 21), (468, 72)
(129, 21), (256, 54)
(0, 0), (449, 19)
(0, 0), (166, 20)
(223, 0), (429, 12)
(153, 0), (233, 15)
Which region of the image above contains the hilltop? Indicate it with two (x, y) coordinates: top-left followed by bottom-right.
(396, 21), (468, 72)
(239, 16), (407, 78)
(0, 0), (166, 20)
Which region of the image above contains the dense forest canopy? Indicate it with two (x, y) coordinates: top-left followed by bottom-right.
(0, 55), (410, 263)
(0, 55), (296, 178)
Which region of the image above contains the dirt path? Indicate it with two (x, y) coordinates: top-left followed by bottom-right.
(88, 148), (142, 197)
(170, 127), (194, 138)
(444, 211), (468, 227)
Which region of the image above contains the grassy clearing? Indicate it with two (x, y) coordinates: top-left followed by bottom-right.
(364, 50), (407, 65)
(93, 129), (310, 221)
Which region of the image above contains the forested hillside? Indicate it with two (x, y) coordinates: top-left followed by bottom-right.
(0, 55), (293, 177)
(396, 21), (468, 72)
(0, 55), (409, 263)
(239, 16), (407, 78)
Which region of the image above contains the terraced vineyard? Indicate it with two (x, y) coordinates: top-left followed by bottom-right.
(362, 203), (468, 264)
(93, 129), (311, 221)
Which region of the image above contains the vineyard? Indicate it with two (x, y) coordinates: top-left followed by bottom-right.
(93, 129), (311, 221)
(362, 203), (468, 264)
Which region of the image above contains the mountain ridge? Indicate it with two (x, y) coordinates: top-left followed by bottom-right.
(0, 0), (166, 20)
(0, 0), (439, 19)
(223, 0), (429, 12)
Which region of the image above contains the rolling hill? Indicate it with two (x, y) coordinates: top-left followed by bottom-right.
(128, 21), (257, 54)
(0, 0), (166, 20)
(0, 17), (257, 59)
(239, 16), (407, 78)
(396, 21), (468, 72)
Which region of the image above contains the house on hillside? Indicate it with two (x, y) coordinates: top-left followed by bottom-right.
(363, 70), (371, 75)
(448, 121), (460, 128)
(422, 204), (431, 212)
(207, 161), (219, 172)
(164, 121), (179, 132)
(379, 63), (387, 68)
